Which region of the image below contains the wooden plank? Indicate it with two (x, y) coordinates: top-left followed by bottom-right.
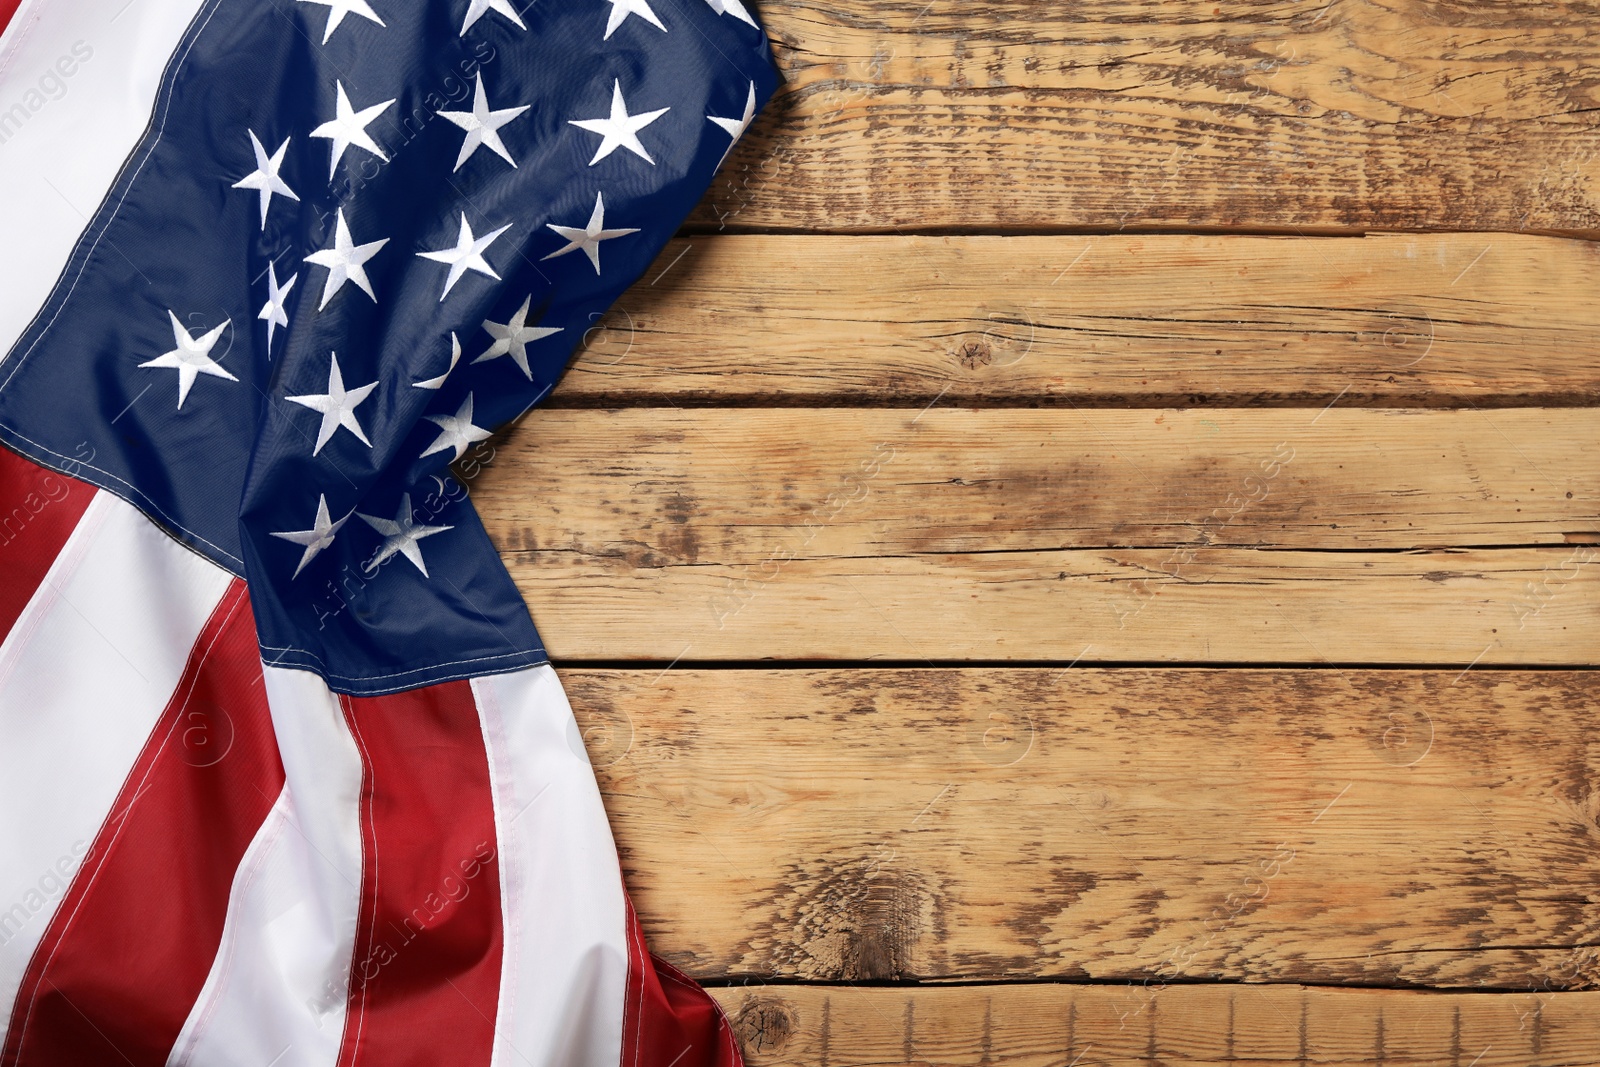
(473, 408), (1600, 663)
(690, 0), (1600, 233)
(708, 983), (1600, 1067)
(568, 668), (1600, 989)
(505, 543), (1599, 663)
(478, 408), (1598, 550)
(554, 234), (1600, 406)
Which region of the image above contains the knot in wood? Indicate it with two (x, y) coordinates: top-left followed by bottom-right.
(957, 338), (993, 369)
(731, 995), (798, 1053)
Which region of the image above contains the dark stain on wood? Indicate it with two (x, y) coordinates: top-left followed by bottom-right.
(819, 995), (830, 1067)
(750, 851), (933, 980)
(656, 491), (700, 564)
(1297, 994), (1308, 1067)
(1005, 867), (1100, 955)
(1225, 992), (1234, 1065)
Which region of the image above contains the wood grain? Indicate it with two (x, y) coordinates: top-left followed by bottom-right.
(690, 0), (1600, 233)
(565, 668), (1600, 990)
(707, 982), (1600, 1067)
(473, 408), (1600, 663)
(552, 234), (1600, 406)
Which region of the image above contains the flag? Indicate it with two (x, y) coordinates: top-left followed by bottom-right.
(0, 0), (777, 1061)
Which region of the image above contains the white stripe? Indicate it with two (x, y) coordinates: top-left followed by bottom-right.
(474, 664), (629, 1067)
(0, 0), (209, 360)
(0, 490), (232, 1046)
(167, 666), (364, 1067)
(165, 784), (291, 1059)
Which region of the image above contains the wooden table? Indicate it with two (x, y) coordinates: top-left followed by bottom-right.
(472, 2), (1600, 1062)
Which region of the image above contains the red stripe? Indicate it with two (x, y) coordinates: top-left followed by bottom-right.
(621, 895), (744, 1067)
(0, 447), (96, 646)
(0, 0), (20, 36)
(335, 681), (503, 1067)
(2, 580), (285, 1067)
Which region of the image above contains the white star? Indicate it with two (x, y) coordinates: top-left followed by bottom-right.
(459, 0), (525, 35)
(420, 392), (493, 462)
(417, 213), (511, 301)
(297, 0), (385, 43)
(138, 311), (236, 409)
(231, 131), (299, 230)
(358, 494), (453, 577)
(413, 332), (463, 390)
(707, 82), (757, 167)
(542, 191), (639, 275)
(305, 209), (388, 310)
(258, 262), (298, 356)
(568, 80), (670, 166)
(704, 0), (756, 26)
(603, 0), (665, 39)
(285, 351), (378, 456)
(270, 494), (351, 579)
(310, 81), (394, 180)
(439, 74), (529, 171)
(473, 296), (563, 379)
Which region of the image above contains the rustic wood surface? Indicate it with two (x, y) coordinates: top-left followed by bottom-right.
(566, 668), (1600, 990)
(552, 234), (1600, 407)
(687, 0), (1600, 234)
(470, 0), (1600, 1060)
(707, 984), (1600, 1067)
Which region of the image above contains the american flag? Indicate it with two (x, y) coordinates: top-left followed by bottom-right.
(0, 0), (775, 1060)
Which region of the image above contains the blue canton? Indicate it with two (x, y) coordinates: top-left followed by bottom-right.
(0, 0), (778, 694)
